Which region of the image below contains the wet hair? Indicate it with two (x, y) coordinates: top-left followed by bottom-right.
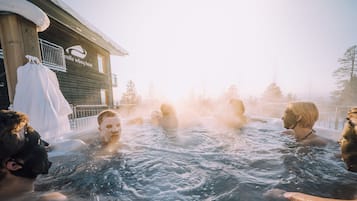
(0, 110), (49, 174)
(8, 144), (52, 179)
(0, 110), (29, 162)
(160, 104), (176, 116)
(287, 102), (319, 128)
(229, 99), (245, 115)
(348, 107), (357, 119)
(340, 117), (357, 172)
(97, 109), (119, 125)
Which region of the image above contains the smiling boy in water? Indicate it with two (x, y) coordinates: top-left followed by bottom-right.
(97, 109), (122, 153)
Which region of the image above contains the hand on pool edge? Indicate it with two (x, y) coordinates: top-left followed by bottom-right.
(263, 188), (289, 201)
(283, 192), (357, 201)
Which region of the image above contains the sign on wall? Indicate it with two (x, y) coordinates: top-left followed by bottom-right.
(65, 45), (93, 67)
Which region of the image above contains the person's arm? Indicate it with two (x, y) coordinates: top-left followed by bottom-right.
(39, 192), (67, 201)
(284, 192), (357, 201)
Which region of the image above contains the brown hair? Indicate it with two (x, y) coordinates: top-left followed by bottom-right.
(97, 109), (119, 125)
(0, 110), (29, 167)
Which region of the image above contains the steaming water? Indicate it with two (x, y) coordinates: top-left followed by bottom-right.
(36, 117), (357, 201)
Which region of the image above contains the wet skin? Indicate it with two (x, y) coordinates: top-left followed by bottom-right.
(98, 116), (121, 144)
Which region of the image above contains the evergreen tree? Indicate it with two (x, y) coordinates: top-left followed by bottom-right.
(120, 80), (141, 105)
(286, 93), (297, 102)
(261, 82), (283, 102)
(225, 85), (239, 100)
(332, 45), (357, 105)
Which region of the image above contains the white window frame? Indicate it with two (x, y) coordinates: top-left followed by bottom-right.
(97, 54), (104, 73)
(100, 89), (106, 105)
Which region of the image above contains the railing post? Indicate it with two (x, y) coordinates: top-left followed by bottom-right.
(334, 107), (339, 130)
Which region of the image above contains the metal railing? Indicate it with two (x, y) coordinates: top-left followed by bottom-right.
(66, 102), (354, 132)
(39, 39), (67, 72)
(69, 104), (109, 131)
(112, 73), (118, 87)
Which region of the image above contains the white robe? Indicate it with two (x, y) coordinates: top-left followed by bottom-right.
(13, 60), (72, 141)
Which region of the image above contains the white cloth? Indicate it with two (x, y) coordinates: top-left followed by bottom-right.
(13, 57), (72, 141)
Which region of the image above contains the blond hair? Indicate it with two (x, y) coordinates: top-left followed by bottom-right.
(287, 102), (319, 128)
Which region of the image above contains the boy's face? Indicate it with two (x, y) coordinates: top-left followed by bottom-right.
(98, 116), (121, 144)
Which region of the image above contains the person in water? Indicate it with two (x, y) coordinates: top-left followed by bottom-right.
(281, 101), (329, 146)
(0, 110), (50, 159)
(122, 104), (176, 130)
(215, 98), (248, 129)
(159, 103), (178, 130)
(0, 110), (66, 201)
(97, 109), (122, 152)
(283, 107), (357, 201)
(340, 107), (357, 172)
(149, 110), (163, 126)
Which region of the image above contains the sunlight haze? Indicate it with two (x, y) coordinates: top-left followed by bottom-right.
(61, 0), (357, 102)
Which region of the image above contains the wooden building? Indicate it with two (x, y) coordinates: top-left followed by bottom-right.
(0, 0), (127, 110)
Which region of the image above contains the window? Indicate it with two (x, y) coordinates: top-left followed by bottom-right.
(98, 54), (104, 73)
(100, 89), (106, 105)
(112, 73), (118, 87)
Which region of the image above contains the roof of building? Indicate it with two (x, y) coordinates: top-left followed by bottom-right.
(28, 0), (128, 56)
(0, 0), (50, 32)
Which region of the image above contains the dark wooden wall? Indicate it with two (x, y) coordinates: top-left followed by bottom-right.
(0, 58), (9, 109)
(38, 19), (113, 106)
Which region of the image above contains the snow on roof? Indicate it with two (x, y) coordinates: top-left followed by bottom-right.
(0, 0), (50, 32)
(49, 0), (128, 56)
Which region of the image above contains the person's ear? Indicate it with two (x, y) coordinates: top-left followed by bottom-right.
(5, 160), (22, 171)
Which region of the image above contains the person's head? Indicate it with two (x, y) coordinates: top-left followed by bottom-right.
(340, 107), (357, 172)
(160, 103), (175, 116)
(97, 109), (121, 144)
(1, 144), (52, 180)
(0, 110), (29, 162)
(0, 110), (51, 180)
(282, 102), (319, 129)
(348, 106), (357, 121)
(229, 98), (245, 116)
(150, 110), (162, 126)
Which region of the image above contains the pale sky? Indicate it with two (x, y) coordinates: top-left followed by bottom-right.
(61, 0), (357, 102)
